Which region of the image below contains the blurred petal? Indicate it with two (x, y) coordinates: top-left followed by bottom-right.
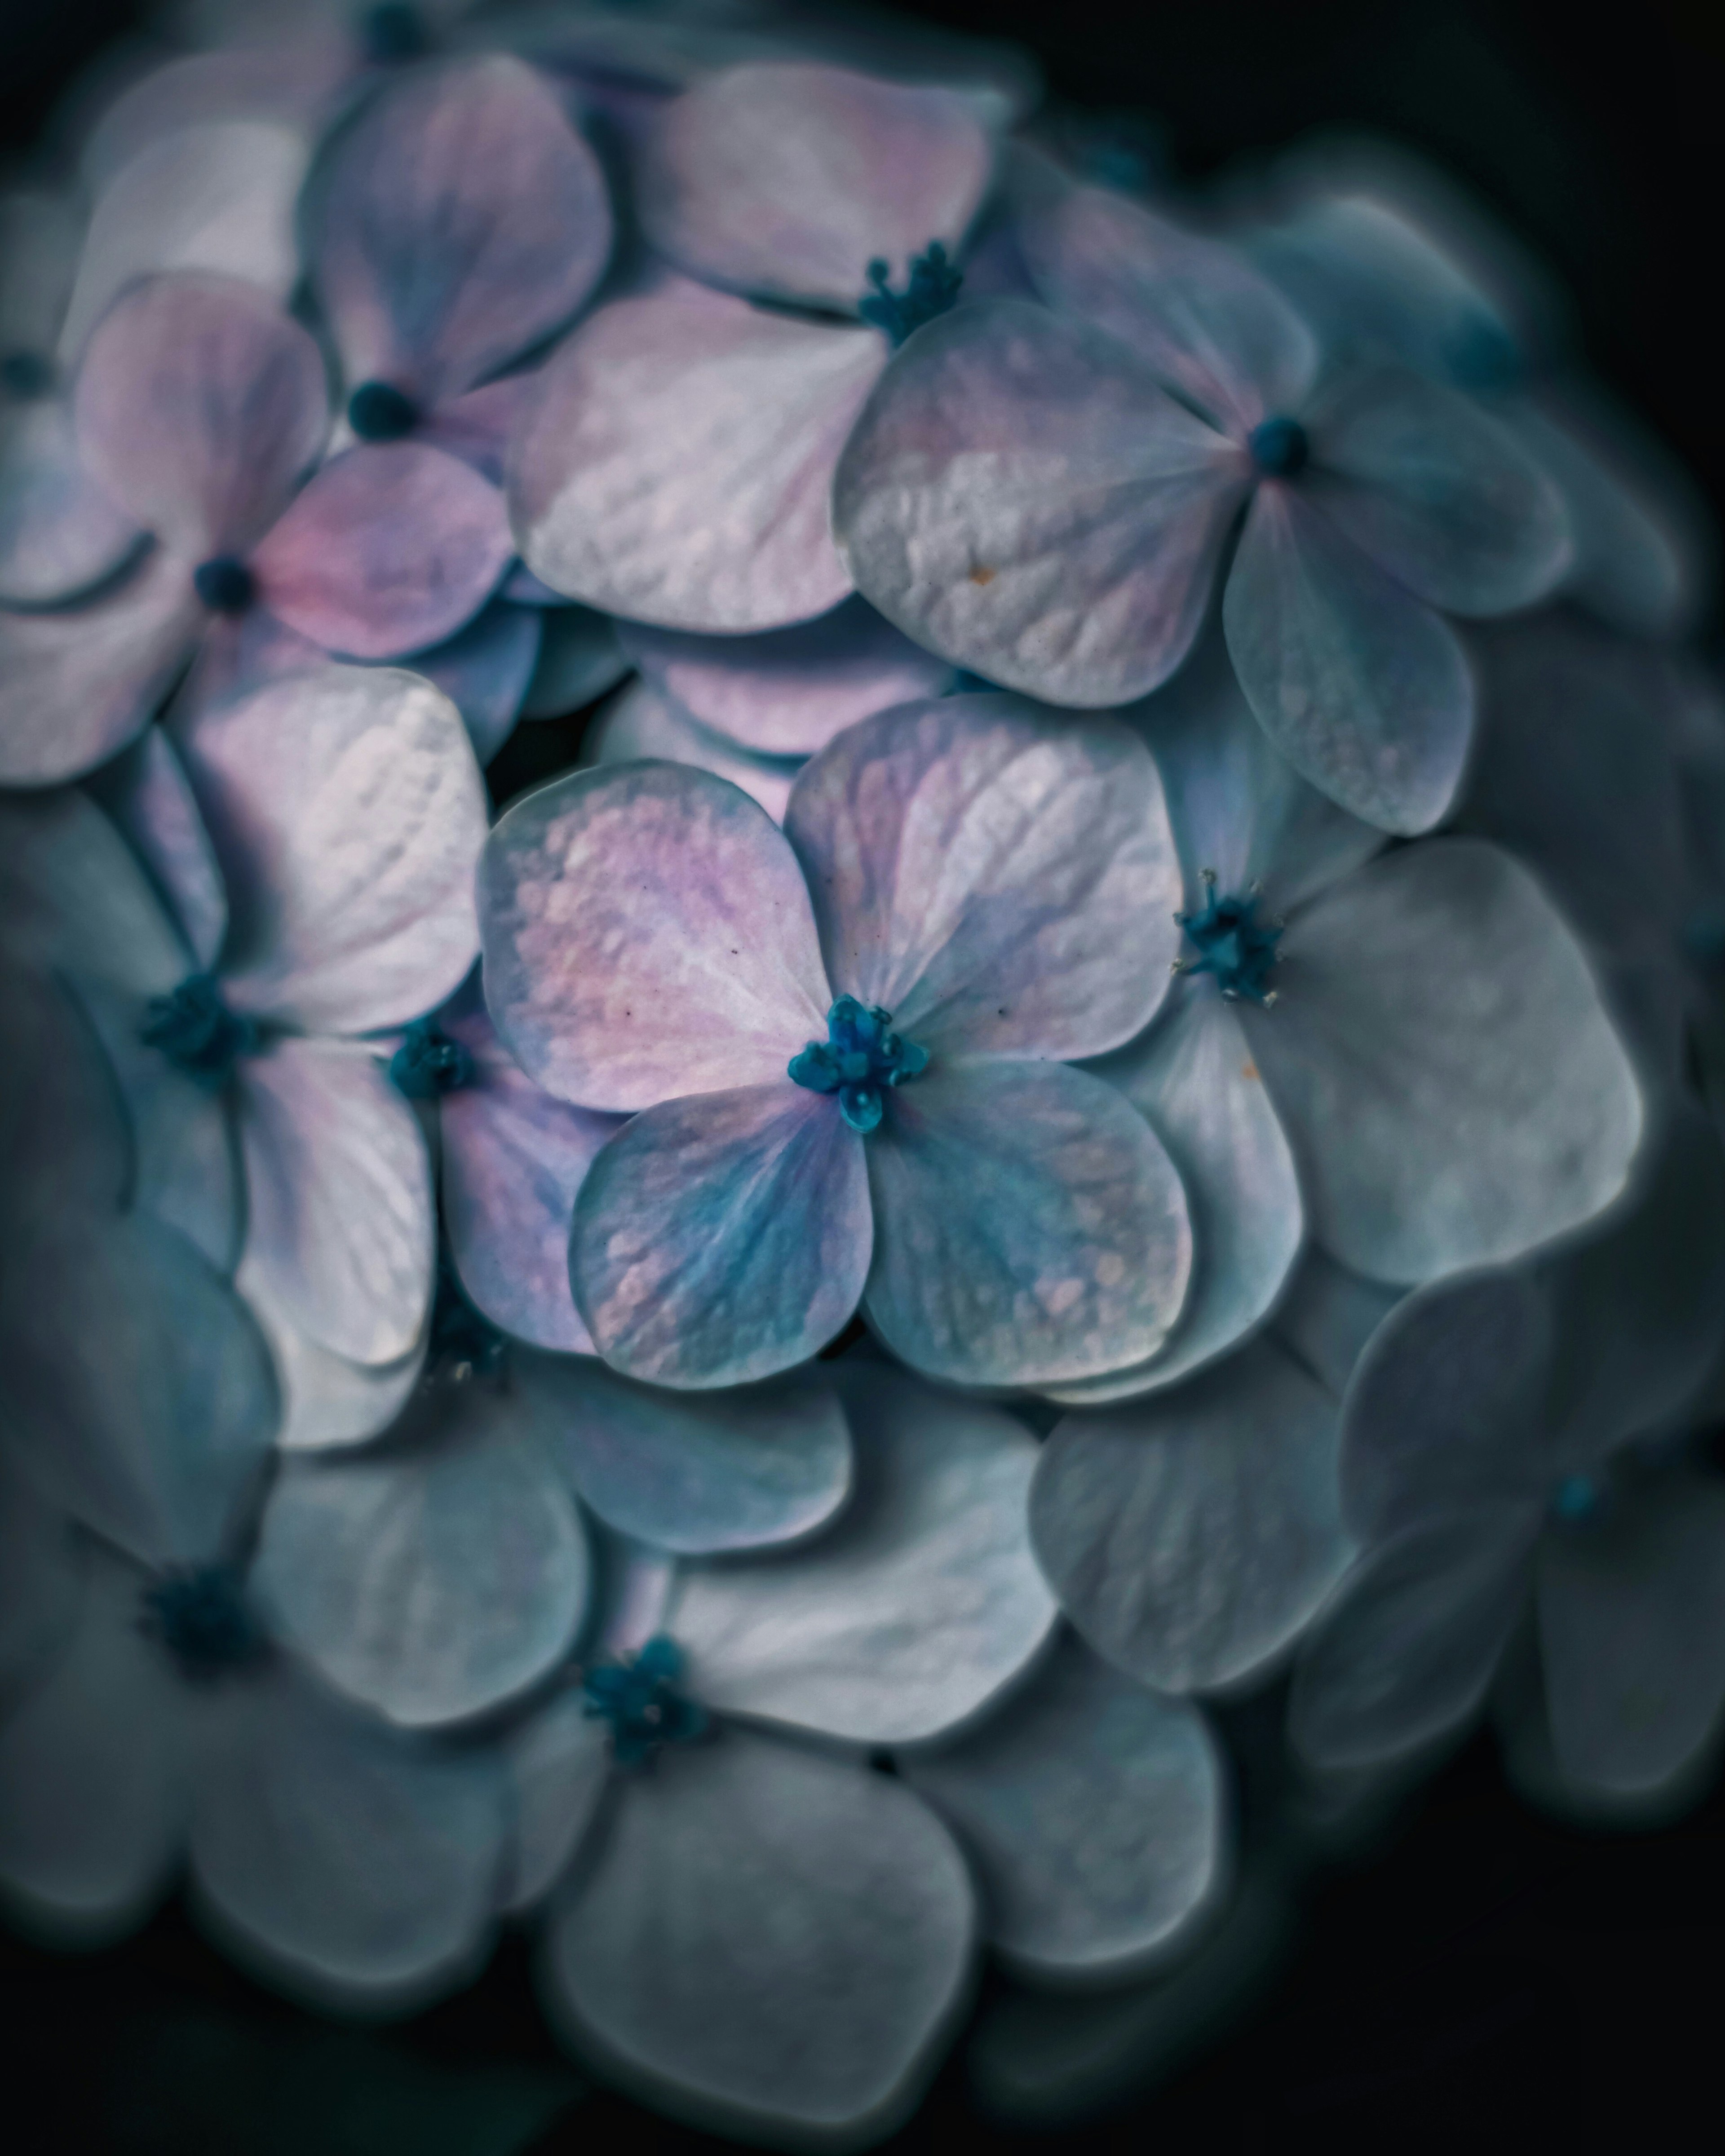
(514, 1354), (852, 1555)
(0, 1551), (186, 1943)
(673, 1360), (1054, 1742)
(238, 1246), (428, 1453)
(542, 1729), (972, 2142)
(0, 547), (202, 787)
(0, 781), (185, 1011)
(617, 595), (952, 758)
(1268, 1245), (1402, 1401)
(253, 444), (512, 662)
(1288, 1510), (1538, 1770)
(1305, 364), (1571, 615)
(863, 1059), (1192, 1390)
(1034, 1341), (1351, 1693)
(834, 299), (1245, 706)
(499, 1688), (609, 1915)
(189, 1662), (505, 2012)
(419, 376), (540, 489)
(571, 1083), (872, 1389)
(587, 681), (802, 825)
(180, 665), (486, 1033)
(255, 1381), (590, 1727)
(74, 273), (327, 557)
(237, 1036), (434, 1366)
(519, 605), (627, 722)
(903, 1632), (1224, 1980)
(58, 119), (310, 358)
(0, 1458), (81, 1703)
(1538, 1472), (1725, 1795)
(1021, 186), (1319, 435)
(87, 725), (228, 971)
(306, 55), (612, 404)
(479, 762), (829, 1109)
(510, 278), (878, 632)
(637, 62), (993, 312)
(1222, 483), (1473, 835)
(1246, 839), (1645, 1281)
(0, 396), (142, 606)
(406, 599), (542, 766)
(784, 696), (1181, 1059)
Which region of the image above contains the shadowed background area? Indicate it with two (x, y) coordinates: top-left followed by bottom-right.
(2, 0), (1723, 2149)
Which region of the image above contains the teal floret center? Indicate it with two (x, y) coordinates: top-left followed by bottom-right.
(789, 994), (930, 1133)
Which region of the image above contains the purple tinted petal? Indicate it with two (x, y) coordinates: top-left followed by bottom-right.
(587, 681), (802, 826)
(479, 762), (829, 1109)
(863, 1059), (1192, 1389)
(236, 1036), (434, 1366)
(0, 547), (203, 787)
(617, 595), (953, 757)
(439, 1000), (623, 1355)
(509, 277), (879, 631)
(306, 55), (612, 404)
(178, 665), (486, 1034)
(637, 61), (994, 311)
(77, 44), (348, 191)
(407, 599), (543, 765)
(1020, 186), (1319, 436)
(833, 298), (1246, 707)
(73, 273), (327, 557)
(87, 726), (227, 971)
(1222, 482), (1474, 835)
(416, 372), (541, 488)
(253, 443), (512, 662)
(785, 695), (1181, 1059)
(0, 397), (142, 607)
(571, 1082), (873, 1388)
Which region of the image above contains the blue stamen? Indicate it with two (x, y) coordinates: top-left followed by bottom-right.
(140, 974), (261, 1088)
(789, 995), (929, 1133)
(0, 349), (53, 400)
(140, 1565), (266, 1682)
(858, 243), (963, 349)
(1550, 1472), (1605, 1525)
(389, 1018), (474, 1099)
(583, 1635), (708, 1767)
(1248, 415), (1309, 479)
(192, 555), (256, 614)
(356, 3), (430, 62)
(1175, 873), (1283, 1004)
(428, 1254), (507, 1379)
(348, 380), (420, 441)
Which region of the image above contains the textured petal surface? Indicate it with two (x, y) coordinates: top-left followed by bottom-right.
(254, 1381), (590, 1727)
(189, 1663), (505, 2012)
(1537, 1474), (1725, 1796)
(440, 998), (621, 1356)
(1035, 1341), (1352, 1693)
(587, 681), (803, 825)
(542, 1729), (973, 2143)
(252, 444), (513, 662)
(834, 299), (1246, 707)
(902, 1632), (1224, 1980)
(237, 1038), (434, 1367)
(479, 761), (829, 1109)
(1245, 839), (1644, 1282)
(515, 1354), (852, 1555)
(1020, 185), (1319, 435)
(863, 1059), (1192, 1389)
(0, 548), (203, 787)
(1289, 1510), (1538, 1770)
(617, 596), (952, 758)
(572, 1083), (873, 1388)
(179, 665), (486, 1033)
(784, 696), (1180, 1058)
(1223, 483), (1474, 835)
(672, 1361), (1055, 1742)
(510, 278), (879, 632)
(0, 395), (142, 606)
(1058, 987), (1301, 1403)
(74, 273), (327, 557)
(307, 55), (612, 404)
(637, 62), (993, 311)
(1306, 364), (1571, 615)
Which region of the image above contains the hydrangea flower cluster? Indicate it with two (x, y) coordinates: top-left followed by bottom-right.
(1, 2), (1721, 2143)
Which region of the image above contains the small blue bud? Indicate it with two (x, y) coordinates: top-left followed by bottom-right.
(1175, 877), (1283, 1004)
(140, 1565), (266, 1682)
(140, 974), (261, 1088)
(1248, 415), (1310, 479)
(858, 242), (963, 349)
(790, 995), (929, 1132)
(192, 556), (257, 614)
(0, 349), (53, 400)
(357, 3), (430, 62)
(389, 1019), (475, 1099)
(348, 380), (420, 441)
(584, 1635), (708, 1767)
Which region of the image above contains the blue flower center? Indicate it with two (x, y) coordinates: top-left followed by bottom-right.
(356, 3), (430, 62)
(192, 555), (256, 614)
(140, 1565), (266, 1682)
(789, 995), (929, 1134)
(584, 1635), (708, 1767)
(1549, 1471), (1606, 1526)
(1174, 873), (1283, 1003)
(389, 1018), (474, 1099)
(140, 973), (261, 1088)
(1445, 311), (1524, 394)
(858, 243), (963, 349)
(0, 349), (53, 400)
(428, 1255), (507, 1380)
(1248, 415), (1309, 479)
(348, 380), (420, 441)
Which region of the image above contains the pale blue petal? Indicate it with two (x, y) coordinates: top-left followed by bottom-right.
(498, 1687), (609, 1915)
(586, 681), (803, 825)
(0, 395), (142, 607)
(519, 605), (628, 722)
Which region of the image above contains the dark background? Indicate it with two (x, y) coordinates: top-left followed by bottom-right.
(4, 2), (1724, 2149)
